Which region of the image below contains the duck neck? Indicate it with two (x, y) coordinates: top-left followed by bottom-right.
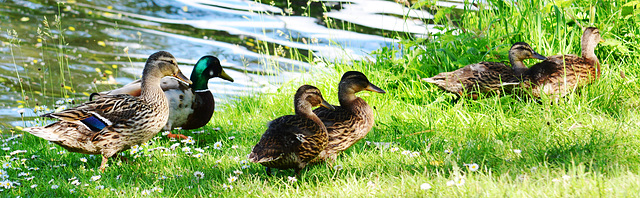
(581, 42), (598, 63)
(337, 86), (360, 113)
(140, 71), (166, 104)
(509, 56), (527, 76)
(190, 72), (209, 91)
(295, 102), (327, 134)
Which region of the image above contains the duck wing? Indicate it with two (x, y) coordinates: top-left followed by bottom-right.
(43, 94), (140, 132)
(249, 115), (319, 163)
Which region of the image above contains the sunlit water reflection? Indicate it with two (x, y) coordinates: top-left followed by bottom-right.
(0, 0), (475, 130)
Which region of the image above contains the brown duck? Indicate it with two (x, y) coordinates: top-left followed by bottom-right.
(248, 85), (335, 175)
(310, 71), (386, 164)
(519, 27), (604, 99)
(422, 42), (546, 99)
(22, 51), (192, 171)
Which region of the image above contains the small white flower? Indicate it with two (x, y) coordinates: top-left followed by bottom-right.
(116, 175), (122, 180)
(194, 148), (205, 153)
(444, 149), (453, 154)
(562, 175), (571, 180)
(30, 184), (37, 188)
(409, 151), (420, 157)
(552, 178), (561, 182)
(467, 163), (479, 172)
(182, 147), (191, 152)
(17, 109), (25, 114)
(31, 155), (38, 159)
(513, 149), (522, 154)
(390, 147), (399, 152)
(446, 180), (455, 187)
(228, 136), (235, 140)
(241, 165), (249, 169)
(162, 131), (170, 136)
(222, 184), (233, 190)
(213, 142), (222, 149)
(2, 162), (11, 169)
(181, 138), (195, 145)
(194, 171), (204, 179)
(58, 150), (66, 155)
(0, 180), (13, 189)
(141, 189), (151, 195)
(158, 175), (167, 180)
(231, 145), (239, 149)
(55, 100), (64, 105)
(333, 165), (343, 171)
(80, 158), (87, 163)
(193, 153), (203, 158)
(70, 180), (80, 185)
(69, 189), (76, 193)
(152, 187), (163, 192)
(49, 147), (57, 150)
(456, 178), (466, 186)
(170, 143), (180, 150)
(401, 150), (411, 155)
(1, 147), (10, 151)
(51, 185), (59, 189)
(90, 175), (101, 181)
(233, 170), (243, 175)
(420, 183), (432, 190)
(228, 176), (238, 183)
(287, 176), (297, 183)
(18, 172), (30, 177)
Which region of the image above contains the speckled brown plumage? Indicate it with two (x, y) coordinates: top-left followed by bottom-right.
(310, 71), (386, 164)
(518, 27), (603, 99)
(422, 42), (546, 99)
(23, 51), (192, 171)
(248, 85), (335, 175)
(90, 56), (234, 139)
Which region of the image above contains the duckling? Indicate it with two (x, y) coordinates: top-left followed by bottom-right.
(519, 27), (604, 99)
(248, 85), (335, 176)
(23, 51), (192, 171)
(91, 56), (234, 139)
(309, 71), (386, 164)
(422, 42), (546, 99)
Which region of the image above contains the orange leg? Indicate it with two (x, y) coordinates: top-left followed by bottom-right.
(166, 132), (188, 140)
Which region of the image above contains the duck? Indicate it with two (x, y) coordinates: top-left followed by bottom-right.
(519, 27), (604, 99)
(90, 56), (234, 139)
(309, 71), (386, 164)
(248, 85), (335, 176)
(422, 42), (546, 99)
(23, 51), (192, 171)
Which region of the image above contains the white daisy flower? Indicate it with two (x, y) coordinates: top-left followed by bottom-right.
(95, 185), (104, 190)
(181, 138), (195, 145)
(390, 147), (399, 152)
(70, 180), (80, 185)
(513, 149), (522, 154)
(51, 185), (59, 189)
(170, 143), (180, 150)
(194, 171), (204, 179)
(30, 184), (37, 188)
(333, 165), (343, 171)
(222, 184), (233, 190)
(2, 162), (11, 169)
(233, 170), (243, 175)
(80, 158), (87, 163)
(161, 131), (170, 136)
(141, 189), (151, 195)
(213, 142), (222, 149)
(420, 183), (432, 190)
(227, 176), (238, 183)
(444, 149), (453, 154)
(194, 148), (205, 153)
(241, 165), (249, 169)
(182, 147), (191, 152)
(193, 153), (203, 158)
(287, 176), (297, 183)
(2, 147), (10, 151)
(401, 150), (411, 155)
(69, 189), (76, 193)
(228, 136), (235, 140)
(467, 163), (479, 172)
(152, 187), (163, 192)
(90, 175), (101, 181)
(409, 151), (420, 157)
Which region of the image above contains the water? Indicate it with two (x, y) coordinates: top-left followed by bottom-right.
(0, 0), (476, 130)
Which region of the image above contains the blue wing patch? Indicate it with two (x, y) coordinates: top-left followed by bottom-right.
(80, 116), (108, 132)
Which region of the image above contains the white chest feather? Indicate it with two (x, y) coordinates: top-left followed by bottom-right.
(164, 89), (195, 129)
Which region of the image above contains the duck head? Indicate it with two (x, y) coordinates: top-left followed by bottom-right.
(295, 85), (335, 115)
(339, 71), (386, 95)
(143, 51), (192, 85)
(581, 27), (604, 61)
(509, 42), (546, 62)
(191, 56), (234, 90)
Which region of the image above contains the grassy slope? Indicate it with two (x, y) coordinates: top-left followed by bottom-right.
(3, 0), (640, 197)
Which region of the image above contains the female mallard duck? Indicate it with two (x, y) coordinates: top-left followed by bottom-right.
(248, 85), (335, 176)
(309, 71), (386, 164)
(23, 51), (192, 171)
(519, 27), (604, 99)
(422, 42), (546, 99)
(91, 56), (234, 139)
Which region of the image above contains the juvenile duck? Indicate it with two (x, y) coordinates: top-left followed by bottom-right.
(519, 27), (604, 99)
(422, 42), (546, 99)
(23, 51), (192, 171)
(310, 71), (386, 164)
(248, 85), (335, 176)
(91, 56), (234, 139)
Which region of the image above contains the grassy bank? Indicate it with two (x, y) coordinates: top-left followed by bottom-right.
(2, 0), (640, 197)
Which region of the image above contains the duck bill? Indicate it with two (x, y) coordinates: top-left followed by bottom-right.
(365, 83), (386, 94)
(174, 71), (193, 85)
(219, 69), (234, 82)
(532, 52), (546, 60)
(320, 100), (335, 110)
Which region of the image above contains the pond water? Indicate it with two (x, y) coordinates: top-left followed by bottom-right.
(0, 0), (476, 130)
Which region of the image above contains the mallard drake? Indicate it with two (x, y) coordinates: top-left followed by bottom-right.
(91, 56), (234, 139)
(23, 51), (192, 171)
(248, 85), (335, 176)
(309, 71), (386, 164)
(422, 42), (546, 99)
(519, 27), (604, 99)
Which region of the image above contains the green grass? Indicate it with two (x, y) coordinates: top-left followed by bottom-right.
(3, 0), (640, 197)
